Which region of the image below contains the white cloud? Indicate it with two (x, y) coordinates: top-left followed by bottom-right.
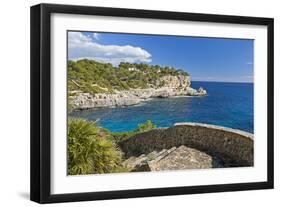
(68, 32), (152, 66)
(68, 32), (91, 44)
(92, 33), (100, 40)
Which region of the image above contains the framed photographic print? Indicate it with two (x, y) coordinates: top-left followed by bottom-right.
(30, 3), (274, 203)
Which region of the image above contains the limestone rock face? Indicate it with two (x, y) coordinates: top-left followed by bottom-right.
(71, 92), (142, 109)
(70, 75), (206, 110)
(157, 75), (191, 88)
(122, 145), (223, 172)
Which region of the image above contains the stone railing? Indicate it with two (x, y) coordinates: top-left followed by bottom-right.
(119, 122), (254, 167)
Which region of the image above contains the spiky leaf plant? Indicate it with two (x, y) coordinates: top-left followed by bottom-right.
(67, 118), (123, 175)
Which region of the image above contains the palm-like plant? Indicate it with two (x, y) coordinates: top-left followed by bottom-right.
(68, 118), (123, 175)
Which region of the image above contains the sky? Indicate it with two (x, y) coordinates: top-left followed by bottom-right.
(68, 31), (254, 83)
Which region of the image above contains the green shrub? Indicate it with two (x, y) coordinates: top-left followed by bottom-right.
(67, 118), (124, 175)
(135, 120), (157, 133)
(110, 120), (157, 144)
(67, 59), (189, 94)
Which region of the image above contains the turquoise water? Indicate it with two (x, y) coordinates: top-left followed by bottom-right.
(70, 81), (254, 133)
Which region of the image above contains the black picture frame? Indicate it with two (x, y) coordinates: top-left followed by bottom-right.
(30, 3), (274, 204)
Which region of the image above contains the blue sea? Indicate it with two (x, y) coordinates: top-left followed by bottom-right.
(70, 81), (254, 133)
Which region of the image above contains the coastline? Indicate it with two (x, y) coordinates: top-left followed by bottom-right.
(70, 86), (207, 110)
(69, 81), (253, 133)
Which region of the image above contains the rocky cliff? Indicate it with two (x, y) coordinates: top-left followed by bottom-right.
(70, 75), (207, 110)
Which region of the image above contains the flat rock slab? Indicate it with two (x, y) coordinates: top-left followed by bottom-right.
(122, 145), (223, 172)
(150, 145), (216, 171)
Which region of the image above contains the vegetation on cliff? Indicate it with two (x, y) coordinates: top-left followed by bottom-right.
(68, 59), (189, 94)
(67, 118), (157, 175)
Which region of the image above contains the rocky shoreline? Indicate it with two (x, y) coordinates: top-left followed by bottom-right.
(70, 86), (206, 110)
(69, 74), (206, 110)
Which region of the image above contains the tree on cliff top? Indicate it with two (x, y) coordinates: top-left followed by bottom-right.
(68, 59), (189, 94)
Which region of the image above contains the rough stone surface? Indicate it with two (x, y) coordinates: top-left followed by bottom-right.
(70, 75), (207, 109)
(150, 146), (216, 171)
(122, 145), (224, 172)
(120, 123), (254, 167)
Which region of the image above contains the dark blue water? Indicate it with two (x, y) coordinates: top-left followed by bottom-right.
(70, 82), (253, 133)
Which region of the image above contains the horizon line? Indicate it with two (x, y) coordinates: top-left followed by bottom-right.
(191, 80), (253, 84)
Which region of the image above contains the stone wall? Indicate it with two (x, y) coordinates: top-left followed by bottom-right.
(119, 122), (254, 166)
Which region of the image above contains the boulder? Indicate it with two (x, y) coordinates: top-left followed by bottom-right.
(122, 145), (223, 172)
